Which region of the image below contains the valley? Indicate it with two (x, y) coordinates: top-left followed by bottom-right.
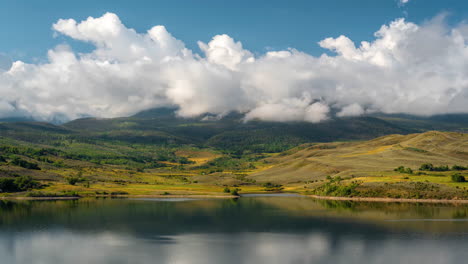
(0, 111), (467, 200)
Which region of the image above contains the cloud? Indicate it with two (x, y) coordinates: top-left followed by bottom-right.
(244, 97), (330, 123)
(399, 0), (410, 6)
(337, 103), (365, 117)
(0, 12), (467, 123)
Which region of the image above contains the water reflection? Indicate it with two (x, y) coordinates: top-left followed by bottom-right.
(0, 197), (467, 264)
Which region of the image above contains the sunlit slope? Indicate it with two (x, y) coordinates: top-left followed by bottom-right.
(250, 131), (468, 183)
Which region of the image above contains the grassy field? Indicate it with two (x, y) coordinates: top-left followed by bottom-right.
(251, 131), (467, 182)
(248, 131), (468, 199)
(0, 128), (467, 199)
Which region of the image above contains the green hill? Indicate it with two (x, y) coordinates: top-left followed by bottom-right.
(0, 110), (467, 199)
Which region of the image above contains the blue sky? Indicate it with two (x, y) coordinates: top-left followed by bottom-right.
(1, 0), (468, 122)
(1, 0), (467, 62)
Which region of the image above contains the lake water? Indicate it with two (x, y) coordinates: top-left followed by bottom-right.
(0, 195), (467, 264)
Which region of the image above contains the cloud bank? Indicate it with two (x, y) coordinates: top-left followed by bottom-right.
(0, 12), (467, 123)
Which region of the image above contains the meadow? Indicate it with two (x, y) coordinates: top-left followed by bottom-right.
(0, 112), (467, 200)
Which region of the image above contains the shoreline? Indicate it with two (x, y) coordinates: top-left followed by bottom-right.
(3, 193), (468, 203)
(309, 195), (468, 204)
(0, 194), (238, 201)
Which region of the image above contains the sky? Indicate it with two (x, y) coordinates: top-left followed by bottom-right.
(2, 0), (468, 62)
(1, 0), (468, 123)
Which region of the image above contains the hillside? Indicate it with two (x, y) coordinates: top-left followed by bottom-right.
(2, 109), (467, 154)
(244, 131), (468, 199)
(251, 131), (467, 184)
(0, 109), (467, 199)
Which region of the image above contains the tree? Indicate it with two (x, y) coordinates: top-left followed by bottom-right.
(451, 173), (466, 183)
(0, 178), (18, 192)
(419, 163), (434, 171)
(452, 165), (467, 171)
(0, 176), (39, 193)
(14, 176), (39, 190)
(10, 157), (40, 170)
(230, 188), (240, 196)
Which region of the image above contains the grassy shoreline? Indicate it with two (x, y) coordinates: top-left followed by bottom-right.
(310, 195), (468, 204)
(0, 194), (238, 200)
(4, 191), (468, 204)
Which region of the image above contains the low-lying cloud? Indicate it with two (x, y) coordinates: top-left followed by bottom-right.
(0, 12), (467, 123)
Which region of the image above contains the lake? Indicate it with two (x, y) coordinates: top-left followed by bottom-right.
(0, 194), (467, 264)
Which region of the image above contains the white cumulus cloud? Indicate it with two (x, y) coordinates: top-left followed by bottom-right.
(0, 12), (467, 123)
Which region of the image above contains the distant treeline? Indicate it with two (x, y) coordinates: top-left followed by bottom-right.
(395, 164), (467, 174)
(419, 163), (467, 171)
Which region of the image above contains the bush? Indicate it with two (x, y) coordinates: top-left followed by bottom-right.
(10, 157), (40, 170)
(230, 188), (240, 196)
(394, 166), (413, 174)
(419, 163), (434, 171)
(66, 177), (86, 185)
(433, 165), (449, 171)
(312, 177), (361, 197)
(110, 191), (129, 195)
(451, 173), (466, 183)
(452, 165), (467, 171)
(0, 178), (18, 192)
(26, 191), (79, 197)
(14, 176), (40, 190)
(419, 163), (449, 172)
(223, 187), (231, 193)
(0, 176), (40, 193)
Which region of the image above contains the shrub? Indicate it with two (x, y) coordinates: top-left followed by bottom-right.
(419, 163), (449, 171)
(10, 157), (40, 170)
(0, 176), (40, 193)
(14, 176), (40, 190)
(419, 163), (434, 171)
(66, 177), (86, 185)
(52, 160), (67, 168)
(230, 188), (240, 196)
(312, 177), (361, 197)
(223, 187), (231, 193)
(433, 165), (449, 172)
(0, 178), (18, 192)
(451, 173), (466, 183)
(452, 165), (467, 171)
(394, 166), (413, 174)
(111, 191), (129, 195)
(26, 191), (79, 197)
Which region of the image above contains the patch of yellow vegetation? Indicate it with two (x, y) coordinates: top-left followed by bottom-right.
(175, 149), (221, 165)
(339, 145), (394, 158)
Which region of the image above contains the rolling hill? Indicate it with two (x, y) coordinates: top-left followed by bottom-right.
(250, 131), (468, 184)
(0, 109), (467, 199)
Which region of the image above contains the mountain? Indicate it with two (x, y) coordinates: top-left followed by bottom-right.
(1, 108), (467, 199)
(1, 109), (467, 155)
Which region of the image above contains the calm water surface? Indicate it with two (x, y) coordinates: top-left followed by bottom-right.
(0, 195), (467, 264)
